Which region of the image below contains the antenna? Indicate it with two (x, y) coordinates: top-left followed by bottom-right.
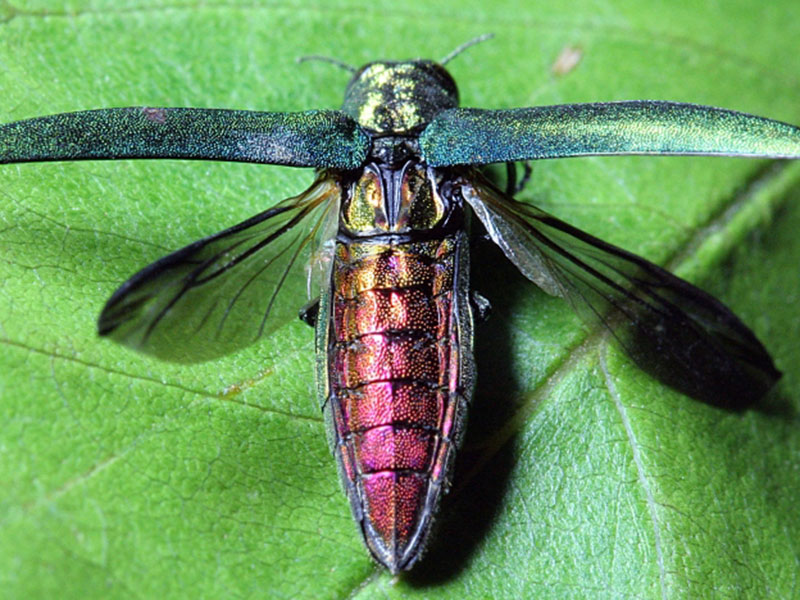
(440, 33), (494, 65)
(296, 55), (356, 73)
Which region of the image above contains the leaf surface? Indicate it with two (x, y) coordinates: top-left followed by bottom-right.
(1, 1), (799, 598)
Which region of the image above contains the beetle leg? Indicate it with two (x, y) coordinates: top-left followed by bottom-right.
(470, 291), (492, 324)
(504, 162), (517, 195)
(299, 298), (320, 327)
(515, 161), (532, 193)
(503, 161), (533, 195)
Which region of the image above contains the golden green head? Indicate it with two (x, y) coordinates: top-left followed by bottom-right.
(342, 60), (459, 134)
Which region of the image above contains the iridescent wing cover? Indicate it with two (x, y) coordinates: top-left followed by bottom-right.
(98, 176), (340, 362)
(0, 108), (369, 169)
(462, 171), (780, 408)
(0, 106), (361, 362)
(422, 99), (798, 406)
(421, 101), (800, 165)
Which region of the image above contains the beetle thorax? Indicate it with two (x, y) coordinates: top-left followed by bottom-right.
(340, 162), (451, 236)
(342, 60), (459, 134)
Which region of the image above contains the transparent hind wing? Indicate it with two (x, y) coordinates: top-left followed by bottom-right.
(462, 171), (780, 408)
(98, 175), (340, 363)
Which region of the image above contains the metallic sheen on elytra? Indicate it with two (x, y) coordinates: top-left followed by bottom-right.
(3, 38), (800, 574)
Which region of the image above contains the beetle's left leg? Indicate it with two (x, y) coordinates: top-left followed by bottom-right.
(299, 299), (320, 327)
(471, 291), (492, 324)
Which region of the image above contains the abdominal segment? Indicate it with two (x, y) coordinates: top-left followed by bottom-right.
(320, 234), (473, 572)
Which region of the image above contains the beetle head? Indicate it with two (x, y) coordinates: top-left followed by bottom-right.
(342, 60), (459, 134)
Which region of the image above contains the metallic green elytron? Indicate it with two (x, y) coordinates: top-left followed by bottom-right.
(2, 40), (799, 572)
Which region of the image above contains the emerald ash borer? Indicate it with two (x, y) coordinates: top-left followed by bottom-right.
(2, 36), (799, 573)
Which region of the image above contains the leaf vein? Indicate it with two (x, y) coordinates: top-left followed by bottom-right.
(601, 349), (667, 600)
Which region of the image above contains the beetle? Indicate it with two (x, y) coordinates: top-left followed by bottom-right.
(2, 37), (799, 573)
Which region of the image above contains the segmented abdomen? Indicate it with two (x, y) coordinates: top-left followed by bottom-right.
(320, 234), (473, 571)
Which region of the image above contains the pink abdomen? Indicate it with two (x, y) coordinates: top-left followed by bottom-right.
(323, 235), (472, 571)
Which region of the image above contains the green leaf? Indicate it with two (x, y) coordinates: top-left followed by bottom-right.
(1, 1), (799, 598)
